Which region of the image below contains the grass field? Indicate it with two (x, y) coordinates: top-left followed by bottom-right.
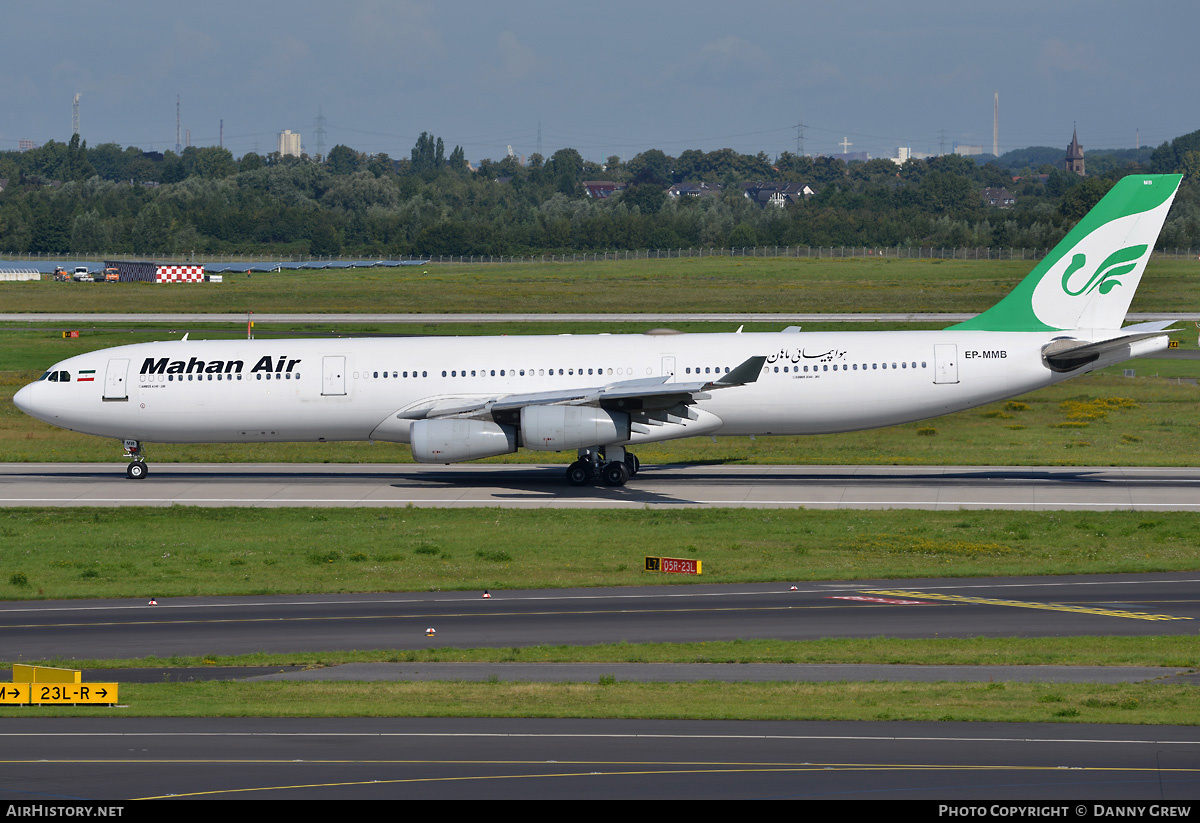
(37, 636), (1200, 670)
(6, 680), (1194, 724)
(3, 507), (1198, 599)
(2, 256), (1198, 315)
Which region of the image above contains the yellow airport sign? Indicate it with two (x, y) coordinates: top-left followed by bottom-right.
(0, 684), (31, 704)
(13, 664), (81, 684)
(28, 683), (118, 705)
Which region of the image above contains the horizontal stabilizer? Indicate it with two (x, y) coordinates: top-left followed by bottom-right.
(1042, 329), (1173, 373)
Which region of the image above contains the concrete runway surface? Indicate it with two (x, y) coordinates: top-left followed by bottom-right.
(3, 462), (1200, 510)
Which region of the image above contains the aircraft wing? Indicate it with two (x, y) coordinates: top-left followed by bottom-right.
(396, 355), (766, 421)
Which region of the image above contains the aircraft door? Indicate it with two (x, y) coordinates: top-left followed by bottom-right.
(103, 358), (129, 401)
(661, 356), (676, 381)
(933, 344), (959, 384)
(322, 356), (347, 396)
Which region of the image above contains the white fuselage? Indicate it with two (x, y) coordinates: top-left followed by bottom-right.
(14, 328), (1149, 450)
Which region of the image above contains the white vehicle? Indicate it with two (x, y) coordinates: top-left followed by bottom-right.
(14, 174), (1183, 485)
(72, 267), (93, 282)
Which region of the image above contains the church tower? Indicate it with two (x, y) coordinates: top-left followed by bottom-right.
(1065, 126), (1085, 176)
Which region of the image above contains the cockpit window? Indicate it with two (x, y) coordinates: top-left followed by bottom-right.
(39, 371), (51, 381)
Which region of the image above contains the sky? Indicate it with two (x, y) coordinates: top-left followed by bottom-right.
(3, 1), (1197, 164)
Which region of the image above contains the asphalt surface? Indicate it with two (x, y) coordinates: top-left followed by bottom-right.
(4, 574), (1198, 660)
(4, 717), (1200, 800)
(4, 462), (1200, 510)
(5, 574), (1199, 800)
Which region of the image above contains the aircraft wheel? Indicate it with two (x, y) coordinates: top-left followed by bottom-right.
(601, 461), (630, 487)
(126, 461), (148, 480)
(566, 462), (591, 486)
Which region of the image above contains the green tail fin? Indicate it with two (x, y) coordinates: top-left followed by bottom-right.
(951, 174), (1182, 332)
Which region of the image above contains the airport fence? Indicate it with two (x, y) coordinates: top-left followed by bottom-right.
(3, 246), (1198, 266)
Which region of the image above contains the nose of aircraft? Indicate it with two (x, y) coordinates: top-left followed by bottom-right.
(13, 382), (34, 415)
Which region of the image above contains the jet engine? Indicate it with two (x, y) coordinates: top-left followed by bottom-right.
(520, 406), (630, 451)
(410, 419), (518, 463)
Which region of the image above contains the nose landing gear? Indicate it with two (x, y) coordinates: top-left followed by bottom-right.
(123, 440), (148, 480)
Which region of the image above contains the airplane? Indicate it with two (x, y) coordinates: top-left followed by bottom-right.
(13, 173), (1184, 486)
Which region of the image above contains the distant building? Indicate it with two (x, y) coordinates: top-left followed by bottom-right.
(582, 181), (626, 199)
(0, 178), (7, 193)
(277, 129), (302, 158)
(954, 144), (984, 156)
(982, 187), (1016, 208)
(892, 147), (937, 166)
(1065, 127), (1085, 176)
(742, 181), (813, 208)
(17, 139), (35, 152)
(668, 181), (723, 198)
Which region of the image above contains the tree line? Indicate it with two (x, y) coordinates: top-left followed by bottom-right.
(1, 129), (1198, 258)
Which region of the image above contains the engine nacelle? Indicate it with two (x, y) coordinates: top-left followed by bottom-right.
(410, 419), (518, 463)
(521, 405), (630, 451)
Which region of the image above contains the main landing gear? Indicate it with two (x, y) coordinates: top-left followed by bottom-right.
(123, 439), (148, 480)
(565, 446), (640, 487)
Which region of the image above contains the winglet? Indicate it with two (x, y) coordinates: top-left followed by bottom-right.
(714, 355), (767, 387)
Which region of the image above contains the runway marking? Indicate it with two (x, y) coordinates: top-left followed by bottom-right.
(1, 577), (1197, 615)
(0, 603), (854, 630)
(829, 596), (931, 605)
(114, 760), (1200, 798)
(864, 590), (1193, 621)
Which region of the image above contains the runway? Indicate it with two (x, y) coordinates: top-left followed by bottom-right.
(5, 718), (1200, 800)
(3, 462), (1200, 510)
(5, 574), (1199, 800)
(4, 574), (1198, 660)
